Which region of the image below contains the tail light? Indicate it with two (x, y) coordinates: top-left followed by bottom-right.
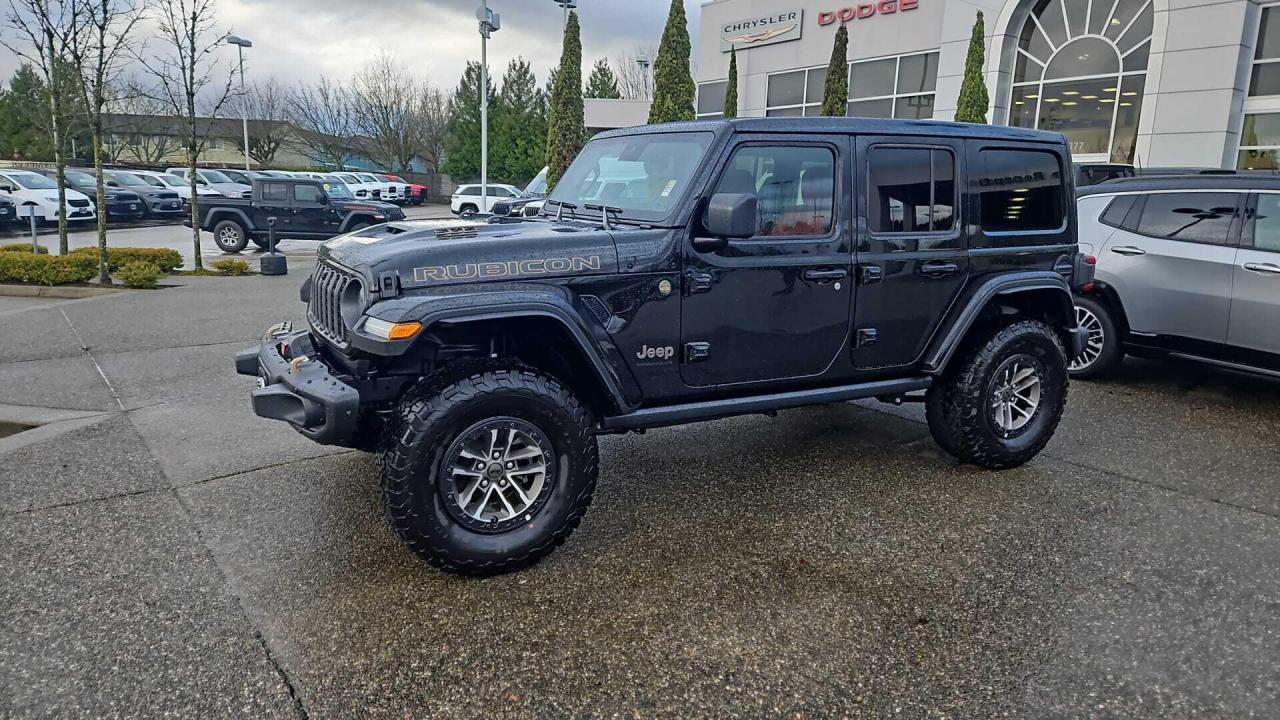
(1085, 255), (1097, 265)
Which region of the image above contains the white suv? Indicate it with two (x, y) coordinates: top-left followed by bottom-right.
(124, 170), (222, 202)
(450, 183), (522, 216)
(0, 169), (96, 223)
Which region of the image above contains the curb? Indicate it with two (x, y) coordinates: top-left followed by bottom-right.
(0, 283), (131, 299)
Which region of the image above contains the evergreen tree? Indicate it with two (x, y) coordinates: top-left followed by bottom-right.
(441, 62), (493, 181)
(545, 11), (585, 190)
(0, 66), (52, 160)
(955, 12), (990, 123)
(492, 57), (548, 185)
(820, 24), (849, 117)
(584, 59), (621, 99)
(647, 0), (695, 124)
(723, 47), (738, 118)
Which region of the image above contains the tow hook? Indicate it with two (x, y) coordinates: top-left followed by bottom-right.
(288, 355), (310, 374)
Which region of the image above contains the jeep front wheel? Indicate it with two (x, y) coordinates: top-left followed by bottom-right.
(212, 219), (249, 253)
(925, 319), (1068, 469)
(380, 363), (598, 575)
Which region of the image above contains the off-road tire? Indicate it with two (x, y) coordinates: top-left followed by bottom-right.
(348, 221), (372, 233)
(380, 362), (598, 575)
(1069, 296), (1123, 379)
(212, 219), (249, 253)
(926, 319), (1068, 470)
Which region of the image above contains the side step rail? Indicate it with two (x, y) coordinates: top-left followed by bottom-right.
(600, 377), (932, 432)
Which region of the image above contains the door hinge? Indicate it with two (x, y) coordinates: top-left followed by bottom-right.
(859, 265), (883, 286)
(685, 341), (711, 363)
(856, 328), (878, 348)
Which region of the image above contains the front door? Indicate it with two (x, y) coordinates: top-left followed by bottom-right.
(288, 182), (337, 238)
(680, 137), (853, 388)
(1229, 193), (1280, 354)
(852, 137), (969, 369)
(1102, 191), (1241, 342)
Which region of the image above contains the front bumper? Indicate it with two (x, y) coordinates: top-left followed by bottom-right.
(235, 323), (361, 447)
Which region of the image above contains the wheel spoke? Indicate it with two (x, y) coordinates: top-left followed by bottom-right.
(457, 478), (482, 508)
(458, 448), (487, 462)
(508, 463), (546, 476)
(507, 480), (532, 506)
(495, 487), (517, 518)
(504, 446), (543, 461)
(471, 485), (493, 519)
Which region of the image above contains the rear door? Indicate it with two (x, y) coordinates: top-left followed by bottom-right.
(256, 181), (294, 234)
(852, 136), (967, 369)
(1101, 191), (1241, 342)
(1229, 192), (1280, 353)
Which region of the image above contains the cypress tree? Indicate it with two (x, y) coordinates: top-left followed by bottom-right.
(723, 47), (738, 118)
(820, 23), (849, 117)
(584, 59), (622, 99)
(954, 12), (990, 123)
(545, 11), (585, 190)
(493, 58), (547, 185)
(647, 0), (695, 124)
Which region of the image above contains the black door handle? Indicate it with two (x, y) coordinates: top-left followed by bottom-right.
(920, 261), (959, 277)
(803, 268), (848, 281)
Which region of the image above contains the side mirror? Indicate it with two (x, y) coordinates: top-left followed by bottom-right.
(317, 193), (329, 205)
(107, 180), (119, 187)
(701, 192), (757, 248)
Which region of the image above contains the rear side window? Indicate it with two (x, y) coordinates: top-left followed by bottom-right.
(868, 146), (955, 233)
(713, 144), (835, 237)
(460, 187), (480, 196)
(1099, 195), (1137, 228)
(1135, 192), (1239, 245)
(1253, 194), (1280, 252)
(976, 149), (1064, 232)
(261, 182), (289, 202)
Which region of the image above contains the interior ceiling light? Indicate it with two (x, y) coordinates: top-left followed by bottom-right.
(1104, 87), (1118, 92)
(1044, 98), (1060, 103)
(1063, 91), (1079, 95)
(1082, 94), (1098, 99)
(1122, 91), (1138, 96)
(1100, 98), (1115, 103)
(1062, 101), (1078, 106)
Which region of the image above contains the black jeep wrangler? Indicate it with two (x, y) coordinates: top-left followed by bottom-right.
(237, 118), (1086, 575)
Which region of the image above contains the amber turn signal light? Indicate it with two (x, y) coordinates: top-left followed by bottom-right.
(364, 317), (422, 340)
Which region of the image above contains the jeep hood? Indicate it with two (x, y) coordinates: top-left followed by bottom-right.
(319, 218), (619, 291)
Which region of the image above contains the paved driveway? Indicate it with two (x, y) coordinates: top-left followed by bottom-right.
(1, 268), (1278, 718)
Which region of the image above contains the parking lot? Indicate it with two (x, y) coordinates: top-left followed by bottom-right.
(1, 264), (1277, 718)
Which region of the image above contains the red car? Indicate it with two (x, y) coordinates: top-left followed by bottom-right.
(383, 174), (426, 206)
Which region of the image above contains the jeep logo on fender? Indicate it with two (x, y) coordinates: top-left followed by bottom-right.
(817, 0), (917, 26)
(413, 255), (603, 283)
(635, 345), (675, 361)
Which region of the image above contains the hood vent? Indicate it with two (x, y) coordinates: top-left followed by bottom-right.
(433, 226), (480, 240)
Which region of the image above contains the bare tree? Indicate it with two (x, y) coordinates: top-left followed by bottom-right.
(351, 54), (421, 171)
(287, 76), (357, 170)
(226, 77), (291, 166)
(134, 0), (235, 271)
(613, 45), (657, 101)
(102, 83), (180, 163)
(3, 0), (76, 252)
(67, 0), (144, 283)
(412, 85), (449, 173)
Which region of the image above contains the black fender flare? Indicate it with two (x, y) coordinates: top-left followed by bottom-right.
(348, 284), (641, 413)
(204, 207), (254, 233)
(339, 213), (379, 233)
(922, 271), (1077, 375)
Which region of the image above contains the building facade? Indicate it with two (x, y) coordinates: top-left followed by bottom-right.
(695, 0), (1280, 169)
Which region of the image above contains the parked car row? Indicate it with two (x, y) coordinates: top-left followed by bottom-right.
(453, 166), (548, 218)
(217, 169), (428, 206)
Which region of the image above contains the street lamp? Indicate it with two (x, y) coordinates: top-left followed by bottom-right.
(551, 0), (576, 27)
(636, 56), (652, 99)
(477, 2), (500, 211)
(225, 34), (253, 171)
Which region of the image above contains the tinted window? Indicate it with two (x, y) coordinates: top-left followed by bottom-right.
(1099, 195), (1137, 228)
(460, 187), (480, 196)
(294, 184), (325, 203)
(712, 145), (835, 237)
(977, 149), (1064, 232)
(1135, 192), (1238, 244)
(1252, 193), (1280, 252)
(261, 182), (289, 202)
(868, 146), (955, 233)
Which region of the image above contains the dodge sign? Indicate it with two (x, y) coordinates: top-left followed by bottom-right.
(720, 9), (803, 52)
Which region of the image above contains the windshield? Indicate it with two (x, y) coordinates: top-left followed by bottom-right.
(386, 175), (406, 183)
(62, 172), (96, 188)
(356, 173), (379, 183)
(7, 172), (57, 189)
(524, 167), (547, 196)
(546, 132), (714, 223)
(199, 169), (233, 183)
(322, 180), (353, 200)
(108, 172), (149, 187)
(338, 174), (358, 184)
(158, 175), (185, 187)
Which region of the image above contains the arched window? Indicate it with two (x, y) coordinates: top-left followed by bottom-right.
(1009, 0), (1152, 162)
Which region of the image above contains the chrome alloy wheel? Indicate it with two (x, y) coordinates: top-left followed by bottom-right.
(217, 225), (240, 245)
(1070, 305), (1106, 372)
(442, 418), (554, 533)
(989, 356), (1043, 436)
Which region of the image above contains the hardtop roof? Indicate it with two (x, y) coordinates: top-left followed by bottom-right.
(594, 117), (1065, 145)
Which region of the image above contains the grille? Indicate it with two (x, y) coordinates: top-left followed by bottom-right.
(158, 192), (179, 200)
(69, 199), (90, 208)
(308, 262), (356, 345)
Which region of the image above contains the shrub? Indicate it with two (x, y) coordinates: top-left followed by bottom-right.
(209, 258), (250, 276)
(0, 243), (49, 254)
(116, 261), (162, 289)
(69, 246), (183, 273)
(0, 252), (96, 285)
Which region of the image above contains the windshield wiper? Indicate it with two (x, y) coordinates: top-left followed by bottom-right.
(546, 198), (577, 222)
(583, 203), (623, 231)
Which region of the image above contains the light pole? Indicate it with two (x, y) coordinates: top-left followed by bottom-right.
(636, 56), (652, 99)
(226, 35), (253, 171)
(477, 2), (500, 213)
(551, 0), (576, 28)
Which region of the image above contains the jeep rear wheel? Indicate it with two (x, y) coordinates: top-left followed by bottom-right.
(380, 363), (597, 575)
(212, 219), (249, 253)
(926, 319), (1068, 469)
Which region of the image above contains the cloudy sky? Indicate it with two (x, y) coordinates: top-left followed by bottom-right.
(2, 0), (702, 93)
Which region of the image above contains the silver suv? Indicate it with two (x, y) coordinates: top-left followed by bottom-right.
(1072, 176), (1280, 379)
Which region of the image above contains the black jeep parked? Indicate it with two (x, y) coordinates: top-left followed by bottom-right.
(237, 118), (1085, 575)
(192, 176), (404, 252)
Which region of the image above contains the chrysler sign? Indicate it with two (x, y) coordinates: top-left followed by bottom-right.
(720, 9), (803, 52)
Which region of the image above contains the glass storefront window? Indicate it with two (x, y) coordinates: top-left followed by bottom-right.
(849, 58), (896, 99)
(1238, 113), (1280, 169)
(848, 98), (894, 118)
(1010, 0), (1151, 161)
(696, 81), (726, 118)
(765, 52), (938, 119)
(766, 70), (806, 108)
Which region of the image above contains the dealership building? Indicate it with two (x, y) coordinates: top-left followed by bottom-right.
(694, 0), (1280, 169)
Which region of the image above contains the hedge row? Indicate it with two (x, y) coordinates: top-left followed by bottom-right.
(0, 243), (49, 254)
(0, 252), (97, 286)
(69, 246), (182, 273)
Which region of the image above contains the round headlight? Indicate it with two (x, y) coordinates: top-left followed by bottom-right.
(339, 278), (366, 328)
